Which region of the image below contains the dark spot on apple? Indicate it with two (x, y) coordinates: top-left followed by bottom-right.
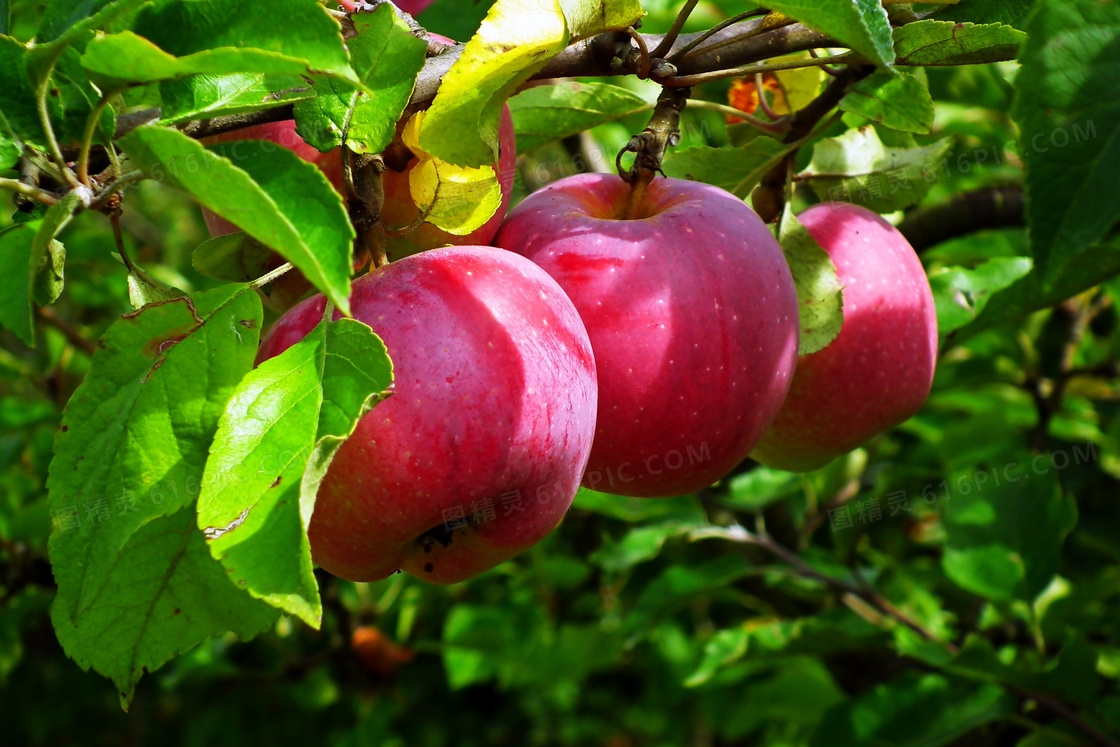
(416, 522), (456, 552)
(424, 563), (434, 573)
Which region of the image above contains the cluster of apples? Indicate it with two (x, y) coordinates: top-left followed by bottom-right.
(206, 99), (937, 586)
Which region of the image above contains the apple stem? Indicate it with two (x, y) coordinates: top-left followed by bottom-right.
(622, 168), (654, 220)
(617, 86), (690, 215)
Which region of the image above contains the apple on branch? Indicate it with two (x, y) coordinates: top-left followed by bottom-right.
(257, 246), (598, 583)
(751, 202), (939, 472)
(496, 173), (800, 498)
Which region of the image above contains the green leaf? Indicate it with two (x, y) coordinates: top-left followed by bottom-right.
(1012, 0), (1120, 288)
(419, 0), (643, 167)
(47, 285), (269, 706)
(120, 126), (355, 315)
(126, 265), (186, 309)
(51, 506), (278, 709)
(928, 256), (1033, 337)
(159, 73), (316, 125)
(937, 0), (1036, 29)
(0, 193), (82, 346)
(0, 226), (38, 345)
(685, 627), (749, 687)
(590, 520), (706, 573)
(35, 0), (149, 48)
(80, 31), (321, 89)
(571, 488), (704, 522)
(893, 20), (1025, 65)
(131, 0), (356, 83)
(662, 136), (792, 200)
(722, 466), (801, 512)
(627, 556), (754, 637)
(777, 204), (844, 355)
(955, 241), (1120, 342)
(810, 672), (1015, 747)
(763, 1), (895, 67)
(0, 0), (8, 36)
(507, 81), (653, 151)
(192, 232), (274, 283)
(293, 4), (427, 155)
(898, 632), (1104, 709)
(840, 70), (934, 134)
(0, 37), (45, 149)
(0, 131), (18, 170)
(800, 126), (953, 212)
(31, 238), (65, 307)
(197, 318), (392, 626)
(941, 457), (1078, 602)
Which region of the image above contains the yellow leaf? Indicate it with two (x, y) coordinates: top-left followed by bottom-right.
(420, 0), (642, 168)
(408, 159), (502, 236)
(769, 52), (826, 115)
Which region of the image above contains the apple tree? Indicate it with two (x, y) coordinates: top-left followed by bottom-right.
(2, 0), (1120, 744)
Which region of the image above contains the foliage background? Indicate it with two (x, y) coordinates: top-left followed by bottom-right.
(3, 0), (1120, 745)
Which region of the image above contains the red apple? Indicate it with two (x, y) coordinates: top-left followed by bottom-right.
(495, 174), (799, 497)
(257, 246), (598, 583)
(201, 34), (517, 262)
(750, 202), (939, 472)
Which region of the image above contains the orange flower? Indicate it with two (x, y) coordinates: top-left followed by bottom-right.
(727, 74), (783, 123)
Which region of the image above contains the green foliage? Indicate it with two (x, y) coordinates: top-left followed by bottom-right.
(508, 81), (654, 151)
(801, 127), (954, 212)
(198, 318), (393, 627)
(892, 21), (1026, 66)
(662, 136), (792, 198)
(1012, 0), (1120, 288)
(776, 204), (845, 355)
(293, 4), (427, 155)
(840, 70), (934, 134)
(763, 0), (895, 67)
(2, 0), (1120, 744)
(419, 0), (643, 167)
(120, 127), (356, 314)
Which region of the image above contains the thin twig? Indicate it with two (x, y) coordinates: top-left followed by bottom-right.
(624, 26), (651, 79)
(665, 53), (855, 87)
(35, 307), (97, 355)
(649, 0), (700, 59)
(754, 72), (780, 121)
(0, 176), (58, 206)
(251, 261), (295, 289)
(77, 89), (122, 186)
(690, 523), (950, 647)
(32, 45), (80, 188)
(667, 8), (771, 63)
(683, 99), (788, 134)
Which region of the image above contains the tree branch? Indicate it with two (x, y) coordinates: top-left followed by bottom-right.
(898, 184), (1025, 252)
(99, 20), (837, 145)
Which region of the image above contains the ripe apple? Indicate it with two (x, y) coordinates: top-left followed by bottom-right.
(257, 246), (598, 583)
(201, 33), (517, 262)
(750, 202), (939, 472)
(495, 173), (800, 497)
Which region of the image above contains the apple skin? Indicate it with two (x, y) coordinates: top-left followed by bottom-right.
(750, 202), (939, 472)
(201, 35), (517, 262)
(257, 246), (598, 583)
(494, 173), (800, 497)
